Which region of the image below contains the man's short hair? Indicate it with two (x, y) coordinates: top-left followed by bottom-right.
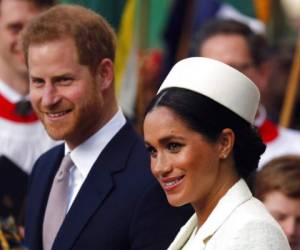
(192, 19), (269, 66)
(22, 4), (116, 74)
(255, 155), (300, 200)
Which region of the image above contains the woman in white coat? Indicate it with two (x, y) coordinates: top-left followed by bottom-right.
(143, 57), (290, 250)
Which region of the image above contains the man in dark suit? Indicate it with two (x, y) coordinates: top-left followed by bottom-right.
(23, 4), (192, 250)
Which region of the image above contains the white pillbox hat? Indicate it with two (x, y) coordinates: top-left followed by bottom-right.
(158, 57), (260, 124)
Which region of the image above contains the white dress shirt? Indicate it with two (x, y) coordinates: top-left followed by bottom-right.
(65, 109), (126, 211)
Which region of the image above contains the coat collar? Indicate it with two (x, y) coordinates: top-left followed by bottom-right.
(0, 94), (38, 123)
(168, 179), (252, 250)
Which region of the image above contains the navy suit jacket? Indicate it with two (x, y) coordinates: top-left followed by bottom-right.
(25, 122), (192, 250)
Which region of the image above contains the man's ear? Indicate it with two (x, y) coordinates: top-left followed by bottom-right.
(96, 58), (114, 90)
(217, 128), (235, 160)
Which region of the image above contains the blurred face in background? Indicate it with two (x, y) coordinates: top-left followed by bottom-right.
(263, 191), (300, 250)
(0, 0), (43, 78)
(199, 34), (267, 96)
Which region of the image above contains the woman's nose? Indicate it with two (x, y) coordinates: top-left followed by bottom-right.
(151, 154), (172, 177)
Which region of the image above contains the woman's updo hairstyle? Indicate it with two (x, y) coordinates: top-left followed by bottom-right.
(146, 87), (265, 179)
(146, 57), (266, 178)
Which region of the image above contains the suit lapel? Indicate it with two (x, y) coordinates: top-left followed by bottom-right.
(28, 145), (64, 249)
(168, 214), (198, 250)
(53, 163), (114, 250)
(52, 122), (138, 249)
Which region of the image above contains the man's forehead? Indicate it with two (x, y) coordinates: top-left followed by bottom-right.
(200, 34), (252, 61)
(0, 0), (43, 14)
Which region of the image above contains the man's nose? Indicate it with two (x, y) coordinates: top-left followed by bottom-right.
(41, 83), (60, 107)
(283, 217), (297, 239)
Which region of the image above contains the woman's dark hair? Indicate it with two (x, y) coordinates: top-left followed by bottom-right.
(146, 88), (266, 179)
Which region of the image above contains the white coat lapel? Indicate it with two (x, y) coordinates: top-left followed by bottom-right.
(167, 179), (252, 250)
(167, 214), (204, 250)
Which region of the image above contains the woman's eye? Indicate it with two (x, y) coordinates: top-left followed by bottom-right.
(167, 143), (182, 152)
(145, 145), (157, 158)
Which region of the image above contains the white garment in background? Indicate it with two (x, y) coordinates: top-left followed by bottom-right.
(0, 80), (57, 173)
(256, 105), (300, 169)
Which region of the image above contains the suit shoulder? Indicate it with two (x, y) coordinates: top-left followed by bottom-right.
(36, 143), (63, 161)
(31, 143), (63, 175)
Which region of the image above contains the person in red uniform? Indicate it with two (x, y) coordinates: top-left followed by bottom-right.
(194, 18), (300, 168)
(0, 0), (56, 220)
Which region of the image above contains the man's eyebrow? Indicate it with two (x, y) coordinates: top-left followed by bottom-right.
(30, 75), (43, 80)
(52, 74), (74, 80)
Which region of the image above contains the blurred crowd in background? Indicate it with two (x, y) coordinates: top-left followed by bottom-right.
(59, 0), (300, 132)
(1, 0), (300, 249)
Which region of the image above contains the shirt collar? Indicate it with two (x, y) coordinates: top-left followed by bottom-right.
(64, 109), (126, 178)
(0, 80), (26, 103)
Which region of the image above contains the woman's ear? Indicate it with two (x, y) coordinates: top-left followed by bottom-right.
(218, 128), (235, 159)
(96, 58), (114, 90)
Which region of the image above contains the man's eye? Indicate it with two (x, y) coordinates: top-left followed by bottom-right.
(272, 213), (286, 222)
(8, 23), (23, 34)
(31, 79), (44, 85)
(296, 217), (300, 226)
(58, 78), (72, 85)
